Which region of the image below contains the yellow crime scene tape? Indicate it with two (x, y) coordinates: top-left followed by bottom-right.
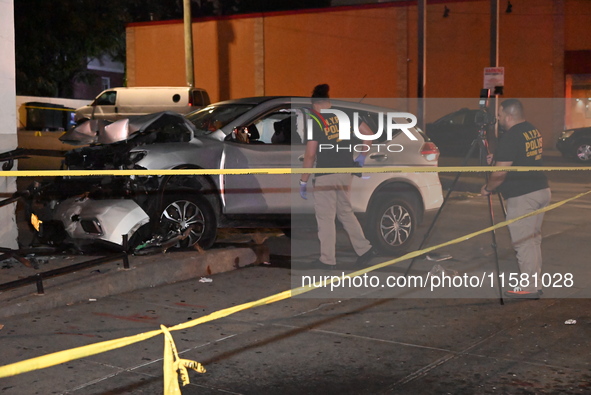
(0, 165), (589, 178)
(22, 105), (73, 135)
(0, 165), (589, 393)
(23, 105), (74, 112)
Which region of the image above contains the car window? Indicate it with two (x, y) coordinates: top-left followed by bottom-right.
(248, 111), (287, 144)
(464, 110), (478, 126)
(227, 107), (305, 145)
(333, 107), (393, 143)
(448, 111), (466, 125)
(93, 91), (116, 106)
(252, 108), (305, 145)
(297, 106), (394, 144)
(190, 90), (203, 106)
(145, 116), (193, 143)
(186, 104), (255, 136)
(358, 110), (391, 143)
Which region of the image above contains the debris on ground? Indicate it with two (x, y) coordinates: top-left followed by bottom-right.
(251, 233), (271, 245)
(134, 227), (194, 255)
(427, 264), (459, 278)
(193, 244), (206, 254)
(425, 252), (453, 262)
(198, 277), (213, 283)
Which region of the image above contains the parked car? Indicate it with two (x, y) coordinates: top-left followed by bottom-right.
(27, 97), (443, 255)
(426, 108), (482, 157)
(74, 86), (210, 124)
(556, 127), (591, 163)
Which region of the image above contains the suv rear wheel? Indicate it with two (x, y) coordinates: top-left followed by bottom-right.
(366, 196), (417, 255)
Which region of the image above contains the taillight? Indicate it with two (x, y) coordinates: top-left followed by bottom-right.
(421, 142), (440, 162)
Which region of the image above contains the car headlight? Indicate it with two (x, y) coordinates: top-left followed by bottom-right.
(31, 213), (42, 232)
(560, 130), (574, 140)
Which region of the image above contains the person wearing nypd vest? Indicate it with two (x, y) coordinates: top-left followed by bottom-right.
(481, 99), (551, 299)
(299, 84), (379, 268)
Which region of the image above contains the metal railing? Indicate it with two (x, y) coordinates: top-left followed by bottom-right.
(0, 236), (130, 295)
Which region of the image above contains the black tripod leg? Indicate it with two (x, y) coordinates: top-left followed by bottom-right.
(480, 138), (504, 305)
(403, 138), (480, 277)
(498, 192), (507, 218)
(486, 192), (504, 305)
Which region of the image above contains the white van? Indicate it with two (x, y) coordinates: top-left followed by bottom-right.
(74, 87), (210, 124)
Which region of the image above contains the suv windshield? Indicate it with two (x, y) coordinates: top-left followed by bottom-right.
(186, 104), (254, 136)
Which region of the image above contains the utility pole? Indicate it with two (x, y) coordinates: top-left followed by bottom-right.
(417, 0), (426, 131)
(490, 0), (499, 145)
(490, 0), (499, 68)
(184, 0), (195, 87)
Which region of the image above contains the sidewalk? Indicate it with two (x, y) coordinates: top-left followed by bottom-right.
(0, 261), (589, 394)
(0, 231), (273, 320)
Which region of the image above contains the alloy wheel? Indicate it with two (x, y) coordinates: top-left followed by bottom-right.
(576, 143), (591, 162)
(379, 204), (412, 247)
(160, 199), (206, 247)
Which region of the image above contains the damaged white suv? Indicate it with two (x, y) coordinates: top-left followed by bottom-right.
(27, 97), (443, 254)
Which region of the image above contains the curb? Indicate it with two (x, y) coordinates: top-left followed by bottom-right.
(0, 245), (268, 319)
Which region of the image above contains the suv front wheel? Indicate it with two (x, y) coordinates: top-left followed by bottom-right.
(158, 194), (217, 249)
(366, 196), (417, 255)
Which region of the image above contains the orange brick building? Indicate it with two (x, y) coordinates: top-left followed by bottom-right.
(125, 0), (591, 145)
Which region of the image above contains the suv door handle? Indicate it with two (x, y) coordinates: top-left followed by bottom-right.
(369, 153), (387, 161)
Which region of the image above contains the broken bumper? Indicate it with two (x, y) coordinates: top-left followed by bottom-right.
(51, 197), (150, 246)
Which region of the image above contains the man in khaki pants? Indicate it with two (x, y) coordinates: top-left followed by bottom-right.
(481, 99), (551, 299)
(299, 84), (378, 268)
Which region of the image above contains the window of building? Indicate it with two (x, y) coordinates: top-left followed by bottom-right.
(101, 77), (111, 91)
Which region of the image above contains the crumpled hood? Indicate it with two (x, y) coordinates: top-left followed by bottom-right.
(60, 111), (197, 145)
(63, 111), (199, 170)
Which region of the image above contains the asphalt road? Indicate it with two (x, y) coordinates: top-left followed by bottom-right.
(0, 152), (590, 394)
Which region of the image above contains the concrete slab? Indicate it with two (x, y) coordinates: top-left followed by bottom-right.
(0, 246), (266, 320)
(392, 353), (591, 394)
(469, 298), (591, 369)
(273, 297), (549, 352)
(1, 263), (591, 394)
(0, 358), (123, 395)
(151, 323), (450, 395)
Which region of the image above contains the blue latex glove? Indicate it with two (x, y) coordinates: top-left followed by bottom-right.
(354, 154), (366, 167)
(299, 181), (308, 200)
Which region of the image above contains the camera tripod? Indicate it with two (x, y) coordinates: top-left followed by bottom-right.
(404, 124), (506, 304)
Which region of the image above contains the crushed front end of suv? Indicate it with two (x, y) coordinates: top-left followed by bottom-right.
(26, 97), (444, 255)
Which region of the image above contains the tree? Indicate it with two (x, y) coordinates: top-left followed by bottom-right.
(14, 0), (129, 97)
(14, 0), (331, 97)
(232, 0), (330, 14)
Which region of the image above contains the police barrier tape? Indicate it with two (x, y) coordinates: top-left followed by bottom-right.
(0, 168), (589, 393)
(1, 189), (591, 389)
(0, 165), (589, 177)
(23, 105), (74, 112)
